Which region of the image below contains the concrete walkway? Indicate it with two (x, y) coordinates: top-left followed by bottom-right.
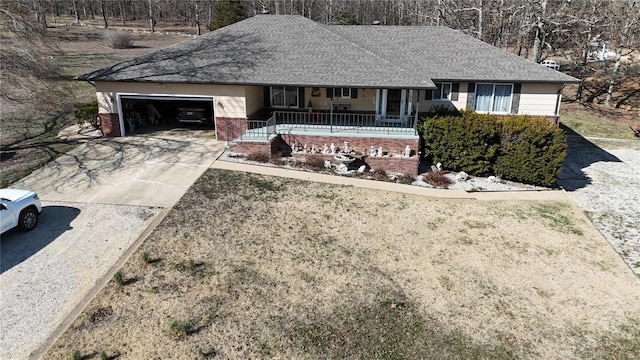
(212, 160), (570, 202)
(1, 131), (224, 360)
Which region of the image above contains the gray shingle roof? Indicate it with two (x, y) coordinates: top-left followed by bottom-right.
(77, 15), (579, 87)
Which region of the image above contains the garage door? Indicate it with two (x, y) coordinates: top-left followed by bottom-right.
(118, 95), (214, 135)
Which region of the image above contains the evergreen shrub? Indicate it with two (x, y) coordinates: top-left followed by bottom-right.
(421, 110), (500, 175)
(420, 111), (567, 187)
(494, 116), (567, 187)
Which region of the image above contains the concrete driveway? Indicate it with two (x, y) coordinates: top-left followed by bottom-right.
(1, 130), (224, 359)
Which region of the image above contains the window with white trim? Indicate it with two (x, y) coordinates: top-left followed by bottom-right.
(338, 88), (351, 98)
(271, 86), (298, 107)
(433, 83), (452, 100)
(474, 83), (513, 113)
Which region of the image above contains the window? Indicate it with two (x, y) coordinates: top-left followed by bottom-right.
(327, 88), (357, 99)
(338, 88), (351, 98)
(271, 86), (298, 107)
(474, 84), (513, 113)
(433, 83), (452, 100)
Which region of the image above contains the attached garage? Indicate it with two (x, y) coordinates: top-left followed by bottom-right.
(117, 94), (214, 135)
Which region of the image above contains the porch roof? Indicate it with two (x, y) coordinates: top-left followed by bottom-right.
(78, 15), (578, 87)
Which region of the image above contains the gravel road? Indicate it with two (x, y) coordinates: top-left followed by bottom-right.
(0, 202), (161, 360)
(559, 136), (640, 276)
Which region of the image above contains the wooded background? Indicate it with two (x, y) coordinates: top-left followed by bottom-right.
(2, 0), (639, 108)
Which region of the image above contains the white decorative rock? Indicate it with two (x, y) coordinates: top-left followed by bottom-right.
(358, 165), (366, 173)
(324, 160), (332, 168)
(455, 171), (469, 181)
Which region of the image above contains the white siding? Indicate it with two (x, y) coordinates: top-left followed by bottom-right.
(415, 82), (469, 113)
(518, 83), (563, 116)
(304, 88), (376, 112)
(245, 86), (264, 116)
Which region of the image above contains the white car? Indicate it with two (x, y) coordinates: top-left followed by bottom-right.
(0, 189), (42, 234)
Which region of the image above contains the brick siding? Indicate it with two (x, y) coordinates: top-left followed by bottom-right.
(231, 134), (420, 175)
(281, 134), (419, 159)
(216, 117), (248, 141)
(98, 113), (121, 137)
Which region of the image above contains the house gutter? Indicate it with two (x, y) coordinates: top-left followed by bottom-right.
(84, 81), (96, 87)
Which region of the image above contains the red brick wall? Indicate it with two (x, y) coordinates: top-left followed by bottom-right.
(232, 140), (271, 155)
(230, 133), (420, 175)
(216, 117), (248, 141)
(98, 113), (121, 137)
(281, 134), (419, 159)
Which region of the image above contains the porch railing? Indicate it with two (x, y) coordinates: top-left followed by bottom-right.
(234, 111), (418, 142)
(239, 115), (276, 140)
(273, 110), (417, 134)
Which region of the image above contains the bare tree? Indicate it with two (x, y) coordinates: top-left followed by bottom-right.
(605, 0), (640, 107)
(0, 8), (67, 109)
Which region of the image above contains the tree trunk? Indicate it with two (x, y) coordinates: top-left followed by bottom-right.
(33, 0), (47, 30)
(101, 0), (108, 29)
(195, 0), (201, 36)
(149, 0), (155, 33)
(532, 25), (542, 62)
(531, 0), (548, 63)
(119, 0), (126, 23)
(605, 39), (624, 106)
(72, 0), (80, 24)
(576, 32), (591, 102)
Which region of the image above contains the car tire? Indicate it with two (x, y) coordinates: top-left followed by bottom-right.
(19, 208), (38, 232)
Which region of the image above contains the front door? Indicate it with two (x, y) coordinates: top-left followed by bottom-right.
(386, 89), (402, 115)
(376, 89), (413, 121)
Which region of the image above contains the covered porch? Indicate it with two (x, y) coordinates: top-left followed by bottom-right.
(237, 109), (419, 141)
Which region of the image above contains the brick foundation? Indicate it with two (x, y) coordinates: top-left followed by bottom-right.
(98, 113), (121, 137)
(231, 134), (420, 175)
(281, 134), (419, 159)
(231, 140), (272, 155)
(216, 117), (248, 141)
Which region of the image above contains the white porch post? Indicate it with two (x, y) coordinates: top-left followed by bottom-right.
(399, 89), (407, 121)
(407, 89), (413, 116)
(381, 89), (388, 117)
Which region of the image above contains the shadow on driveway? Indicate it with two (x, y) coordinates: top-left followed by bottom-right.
(1, 205), (80, 274)
(558, 125), (623, 191)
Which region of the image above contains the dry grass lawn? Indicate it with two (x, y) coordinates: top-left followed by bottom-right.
(44, 170), (640, 359)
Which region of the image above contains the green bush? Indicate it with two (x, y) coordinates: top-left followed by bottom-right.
(74, 99), (99, 128)
(420, 111), (567, 187)
(421, 110), (500, 175)
(494, 116), (567, 187)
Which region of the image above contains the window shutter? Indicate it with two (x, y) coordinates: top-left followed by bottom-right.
(425, 89), (433, 100)
(298, 87), (305, 108)
(351, 88), (358, 98)
(451, 83), (460, 101)
(466, 82), (476, 110)
(326, 88), (334, 98)
(510, 83), (521, 114)
(263, 86), (271, 107)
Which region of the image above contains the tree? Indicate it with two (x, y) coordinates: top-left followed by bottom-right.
(605, 0), (640, 107)
(0, 8), (66, 109)
(211, 0), (247, 30)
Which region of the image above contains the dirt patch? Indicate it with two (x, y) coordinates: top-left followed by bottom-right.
(560, 102), (639, 140)
(43, 170), (640, 359)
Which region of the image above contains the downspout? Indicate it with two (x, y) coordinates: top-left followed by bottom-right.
(553, 84), (565, 125)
